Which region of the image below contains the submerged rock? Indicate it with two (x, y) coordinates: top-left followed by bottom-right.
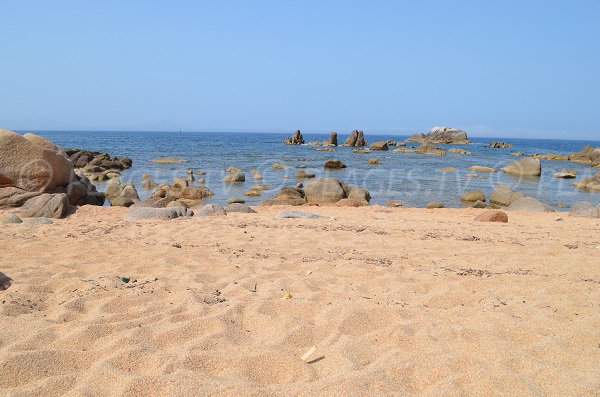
(461, 190), (486, 202)
(415, 143), (446, 156)
(425, 201), (444, 209)
(223, 172), (246, 183)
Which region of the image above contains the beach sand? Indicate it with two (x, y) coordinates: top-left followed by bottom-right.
(0, 206), (598, 396)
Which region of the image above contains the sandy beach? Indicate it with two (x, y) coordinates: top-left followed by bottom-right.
(1, 205), (598, 396)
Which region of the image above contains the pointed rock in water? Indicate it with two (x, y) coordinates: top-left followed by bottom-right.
(276, 211), (320, 219)
(283, 130), (304, 145)
(326, 131), (338, 146)
(474, 210), (508, 223)
(0, 213), (22, 224)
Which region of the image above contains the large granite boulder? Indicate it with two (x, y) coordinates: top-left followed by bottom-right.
(490, 185), (525, 207)
(369, 141), (389, 151)
(284, 130), (304, 145)
(324, 159), (347, 169)
(406, 127), (469, 144)
(507, 197), (552, 212)
(304, 178), (350, 205)
(19, 193), (72, 218)
(261, 187), (306, 206)
(461, 190), (485, 202)
(223, 172), (245, 182)
(343, 130), (367, 146)
(0, 129), (73, 191)
(501, 158), (541, 177)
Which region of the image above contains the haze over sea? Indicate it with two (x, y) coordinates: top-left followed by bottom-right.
(28, 130), (600, 209)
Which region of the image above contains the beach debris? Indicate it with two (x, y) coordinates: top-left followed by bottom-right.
(306, 271), (312, 275)
(251, 283), (257, 292)
(283, 291), (293, 299)
(120, 277), (130, 283)
(301, 345), (317, 362)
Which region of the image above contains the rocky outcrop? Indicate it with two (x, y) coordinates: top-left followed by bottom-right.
(369, 141), (389, 151)
(326, 132), (338, 146)
(343, 130), (367, 147)
(104, 179), (140, 207)
(261, 187), (306, 206)
(304, 178), (350, 205)
(406, 127), (469, 144)
(283, 130), (304, 145)
(490, 185), (525, 207)
(19, 193), (72, 218)
(487, 142), (512, 149)
(64, 148), (132, 182)
(324, 159), (347, 169)
(569, 145), (600, 165)
(474, 210), (508, 223)
(574, 175), (600, 191)
(415, 143), (446, 156)
(0, 130), (105, 217)
(146, 184), (213, 207)
(501, 158), (541, 177)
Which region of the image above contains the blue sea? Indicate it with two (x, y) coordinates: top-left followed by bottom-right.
(30, 131), (600, 209)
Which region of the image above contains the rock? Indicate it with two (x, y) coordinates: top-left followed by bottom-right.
(553, 170), (577, 178)
(283, 130), (304, 145)
(224, 203), (257, 213)
(425, 201), (444, 209)
(474, 210), (508, 223)
(142, 173), (152, 179)
(324, 159), (347, 169)
(406, 127), (469, 144)
(461, 190), (486, 202)
(166, 200), (188, 208)
(23, 133), (61, 151)
(448, 148), (471, 155)
(173, 177), (188, 188)
(315, 147), (335, 152)
(196, 204), (227, 217)
(487, 141), (513, 148)
(272, 163), (289, 170)
(348, 188), (371, 203)
(0, 129), (73, 191)
(261, 187), (305, 206)
(125, 206), (193, 220)
(415, 143), (446, 156)
(295, 171), (316, 179)
(507, 197), (552, 212)
(244, 191), (261, 197)
(326, 132), (338, 146)
(225, 167), (242, 173)
(440, 167), (457, 171)
(0, 272), (11, 290)
(386, 200), (403, 207)
(501, 158), (541, 177)
(569, 145), (600, 165)
(393, 147), (415, 154)
(335, 198), (369, 207)
(471, 200), (487, 209)
(369, 141), (389, 151)
(0, 212), (22, 224)
(252, 173), (263, 180)
(0, 187), (44, 208)
(227, 197), (246, 204)
(490, 185), (525, 206)
(468, 166), (496, 173)
(110, 196), (135, 207)
(142, 179), (158, 189)
(276, 211), (320, 219)
(120, 184), (139, 200)
(20, 193), (71, 218)
(22, 217), (54, 225)
(352, 148), (371, 154)
(367, 158), (381, 165)
(304, 178), (349, 205)
(149, 157), (189, 164)
(343, 130), (367, 146)
(223, 172), (245, 182)
(569, 202), (598, 218)
(574, 176), (600, 191)
(250, 184), (269, 191)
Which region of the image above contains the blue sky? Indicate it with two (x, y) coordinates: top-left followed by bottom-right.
(1, 1), (599, 139)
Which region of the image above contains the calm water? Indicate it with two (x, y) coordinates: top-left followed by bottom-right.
(31, 131), (600, 209)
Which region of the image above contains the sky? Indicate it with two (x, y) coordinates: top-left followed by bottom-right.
(1, 1), (599, 139)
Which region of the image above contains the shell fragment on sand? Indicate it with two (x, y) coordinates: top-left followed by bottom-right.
(301, 345), (317, 362)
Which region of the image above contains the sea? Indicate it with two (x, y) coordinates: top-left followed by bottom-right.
(29, 131), (600, 210)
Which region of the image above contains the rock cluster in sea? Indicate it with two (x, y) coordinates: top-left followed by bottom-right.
(64, 148), (132, 182)
(283, 130), (304, 145)
(0, 129), (105, 218)
(261, 177), (370, 207)
(406, 126), (470, 144)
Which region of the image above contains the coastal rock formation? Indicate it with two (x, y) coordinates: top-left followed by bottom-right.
(104, 179), (140, 207)
(343, 130), (367, 147)
(406, 127), (469, 144)
(501, 158), (541, 177)
(283, 130), (304, 145)
(490, 185), (525, 207)
(461, 190), (485, 202)
(569, 145), (600, 165)
(569, 201), (598, 218)
(324, 159), (347, 169)
(304, 178), (351, 205)
(554, 170), (577, 179)
(393, 147), (415, 154)
(574, 175), (600, 191)
(449, 148), (471, 155)
(65, 148), (132, 182)
(474, 210), (508, 223)
(507, 197), (552, 212)
(0, 130), (105, 217)
(369, 141), (389, 151)
(261, 187), (306, 206)
(125, 206), (193, 220)
(146, 184), (213, 207)
(415, 143), (446, 156)
(326, 132), (338, 146)
(223, 172), (245, 183)
(487, 142), (513, 149)
(20, 193), (72, 218)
